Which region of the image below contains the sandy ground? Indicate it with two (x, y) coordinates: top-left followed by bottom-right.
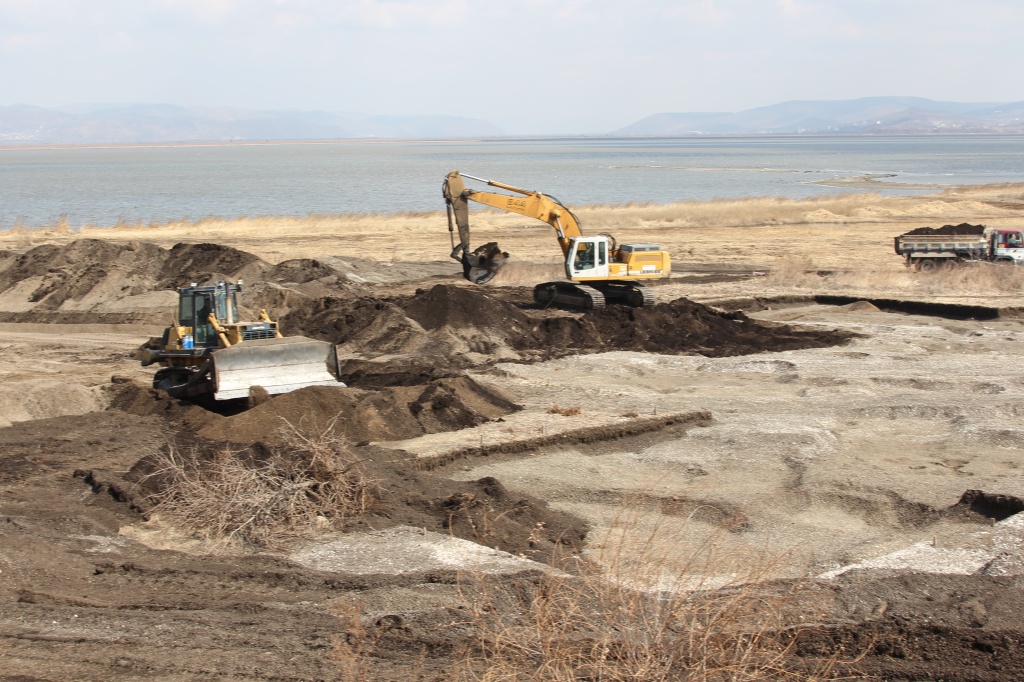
(3, 184), (1024, 679)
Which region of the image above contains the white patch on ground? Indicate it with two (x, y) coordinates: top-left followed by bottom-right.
(820, 512), (1024, 578)
(290, 526), (549, 575)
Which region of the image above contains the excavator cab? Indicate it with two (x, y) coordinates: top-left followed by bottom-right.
(567, 237), (610, 279)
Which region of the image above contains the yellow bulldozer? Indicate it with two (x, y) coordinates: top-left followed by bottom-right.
(140, 280), (343, 401)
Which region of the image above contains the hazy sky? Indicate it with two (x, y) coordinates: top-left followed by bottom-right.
(2, 0), (1021, 134)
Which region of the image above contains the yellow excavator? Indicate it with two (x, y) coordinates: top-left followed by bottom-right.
(139, 280), (343, 401)
(443, 171), (671, 308)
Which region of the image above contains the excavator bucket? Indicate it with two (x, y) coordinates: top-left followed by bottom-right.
(463, 242), (510, 284)
(210, 336), (343, 401)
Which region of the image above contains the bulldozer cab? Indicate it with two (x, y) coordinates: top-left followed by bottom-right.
(177, 282), (239, 348)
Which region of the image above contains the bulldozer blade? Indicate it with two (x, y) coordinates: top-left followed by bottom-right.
(211, 336), (343, 401)
(463, 242), (509, 285)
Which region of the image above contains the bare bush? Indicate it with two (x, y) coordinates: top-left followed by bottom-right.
(764, 256), (820, 288)
(548, 405), (582, 416)
(139, 419), (375, 548)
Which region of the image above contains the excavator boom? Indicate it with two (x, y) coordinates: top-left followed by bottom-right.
(444, 171), (583, 283)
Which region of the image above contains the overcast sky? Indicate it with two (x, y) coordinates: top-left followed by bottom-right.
(2, 0), (1021, 135)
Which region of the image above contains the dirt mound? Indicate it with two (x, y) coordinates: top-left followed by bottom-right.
(402, 283), (530, 331)
(107, 377), (520, 447)
(0, 240), (363, 323)
(266, 258), (339, 284)
(285, 284), (854, 374)
(513, 297), (852, 358)
(155, 242), (267, 289)
(125, 437), (583, 564)
(0, 239), (167, 311)
(109, 377), (576, 560)
(903, 222), (987, 236)
(106, 381), (224, 433)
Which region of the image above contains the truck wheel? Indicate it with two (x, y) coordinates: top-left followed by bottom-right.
(918, 259), (937, 271)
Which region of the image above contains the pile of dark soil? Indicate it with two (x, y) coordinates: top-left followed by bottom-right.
(126, 435), (584, 563)
(110, 377), (519, 447)
(284, 284), (854, 375)
(0, 239), (363, 322)
(197, 379), (518, 445)
(108, 379), (578, 563)
(902, 222), (987, 236)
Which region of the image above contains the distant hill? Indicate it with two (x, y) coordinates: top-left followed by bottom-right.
(611, 97), (1024, 136)
(5, 97), (1024, 144)
(0, 104), (505, 145)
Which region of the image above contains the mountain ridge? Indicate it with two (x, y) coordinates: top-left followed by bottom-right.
(612, 97), (1024, 136)
(2, 97), (1023, 144)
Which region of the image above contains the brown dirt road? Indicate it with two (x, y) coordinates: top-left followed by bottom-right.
(4, 186), (1024, 679)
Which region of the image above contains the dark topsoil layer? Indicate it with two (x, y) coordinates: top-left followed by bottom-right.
(106, 377), (581, 567)
(902, 222), (988, 236)
(284, 282), (856, 379)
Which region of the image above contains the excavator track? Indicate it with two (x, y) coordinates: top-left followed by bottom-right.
(592, 282), (655, 307)
(533, 282), (606, 310)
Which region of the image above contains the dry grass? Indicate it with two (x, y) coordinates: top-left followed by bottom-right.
(761, 250), (1024, 300)
(138, 420), (375, 548)
(324, 503), (845, 680)
(578, 190), (1015, 231)
(450, 507), (842, 681)
(330, 600), (427, 682)
(548, 405), (582, 416)
(3, 183), (1022, 273)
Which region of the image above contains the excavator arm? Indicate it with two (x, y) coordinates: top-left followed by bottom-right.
(443, 170), (584, 283)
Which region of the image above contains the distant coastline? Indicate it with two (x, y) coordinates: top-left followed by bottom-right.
(5, 130), (1024, 154)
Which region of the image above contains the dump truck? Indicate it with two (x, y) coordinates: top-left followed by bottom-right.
(895, 223), (1024, 269)
(140, 280), (343, 401)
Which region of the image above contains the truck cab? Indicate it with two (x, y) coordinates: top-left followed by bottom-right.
(991, 230), (1024, 264)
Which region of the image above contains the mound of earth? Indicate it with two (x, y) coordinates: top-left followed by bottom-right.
(284, 284), (854, 374)
(196, 380), (519, 445)
(125, 436), (584, 564)
(902, 222), (987, 236)
(107, 377), (577, 560)
(0, 239), (365, 323)
(109, 377), (519, 446)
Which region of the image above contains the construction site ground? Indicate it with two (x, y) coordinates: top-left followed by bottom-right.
(3, 184), (1024, 680)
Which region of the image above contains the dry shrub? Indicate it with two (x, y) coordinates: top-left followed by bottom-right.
(455, 507), (842, 681)
(764, 255), (820, 287)
(330, 599), (424, 682)
(548, 405), (581, 416)
(139, 419), (375, 548)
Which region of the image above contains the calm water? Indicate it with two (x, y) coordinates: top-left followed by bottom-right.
(3, 136), (1024, 229)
